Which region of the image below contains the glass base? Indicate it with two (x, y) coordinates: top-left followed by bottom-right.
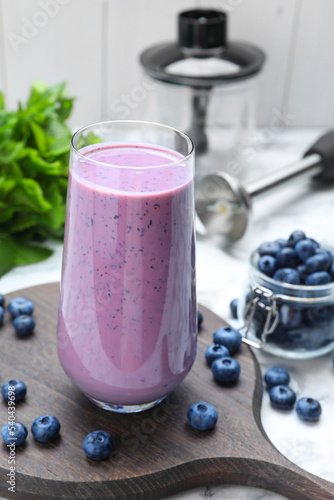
(85, 394), (166, 413)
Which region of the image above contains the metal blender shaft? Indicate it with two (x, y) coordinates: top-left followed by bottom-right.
(246, 153), (321, 198)
(195, 130), (334, 246)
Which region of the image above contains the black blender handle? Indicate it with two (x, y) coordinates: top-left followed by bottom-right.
(304, 130), (334, 182)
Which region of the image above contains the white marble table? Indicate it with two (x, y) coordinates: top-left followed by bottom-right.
(1, 128), (334, 499)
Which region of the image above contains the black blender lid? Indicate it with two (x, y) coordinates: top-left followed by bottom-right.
(140, 9), (265, 87)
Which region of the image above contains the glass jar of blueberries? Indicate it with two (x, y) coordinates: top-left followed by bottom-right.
(240, 230), (334, 359)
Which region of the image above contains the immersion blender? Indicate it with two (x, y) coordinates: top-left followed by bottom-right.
(195, 130), (334, 245)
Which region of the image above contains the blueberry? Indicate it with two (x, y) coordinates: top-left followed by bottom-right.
(295, 239), (317, 261)
(269, 385), (296, 410)
(8, 297), (34, 318)
(83, 430), (114, 460)
(304, 306), (332, 324)
(197, 311), (203, 328)
(0, 293), (5, 307)
(305, 253), (331, 273)
(275, 238), (288, 249)
(273, 268), (300, 285)
(315, 248), (333, 262)
(0, 306), (4, 325)
(31, 415), (61, 442)
(187, 402), (218, 431)
(264, 367), (290, 389)
(258, 255), (276, 277)
(287, 230), (306, 247)
(13, 314), (35, 335)
(297, 264), (309, 282)
(296, 397), (321, 422)
(229, 298), (239, 319)
(205, 344), (230, 365)
(1, 380), (27, 403)
(258, 241), (281, 257)
(305, 271), (331, 286)
(275, 248), (299, 269)
(211, 357), (241, 384)
(1, 422), (28, 446)
(330, 261), (334, 280)
(213, 326), (242, 354)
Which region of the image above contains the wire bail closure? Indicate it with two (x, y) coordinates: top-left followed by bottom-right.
(240, 285), (280, 349)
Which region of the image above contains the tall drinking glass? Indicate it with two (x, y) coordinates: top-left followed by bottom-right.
(57, 121), (197, 413)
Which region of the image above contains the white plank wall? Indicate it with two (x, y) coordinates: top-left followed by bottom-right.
(0, 0), (333, 129)
(287, 0), (334, 127)
(105, 0), (201, 123)
(0, 0), (104, 126)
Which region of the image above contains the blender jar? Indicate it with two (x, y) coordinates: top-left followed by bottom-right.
(140, 9), (266, 178)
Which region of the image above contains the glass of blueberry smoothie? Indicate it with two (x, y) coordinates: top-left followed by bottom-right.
(57, 121), (197, 413)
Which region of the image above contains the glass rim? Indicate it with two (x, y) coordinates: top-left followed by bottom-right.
(70, 119), (195, 169)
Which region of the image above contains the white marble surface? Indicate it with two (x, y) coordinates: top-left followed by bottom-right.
(1, 128), (334, 499)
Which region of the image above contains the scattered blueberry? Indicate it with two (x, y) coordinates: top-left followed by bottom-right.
(269, 385), (296, 410)
(273, 268), (300, 285)
(287, 230), (306, 247)
(258, 255), (276, 277)
(0, 293), (5, 307)
(213, 326), (242, 354)
(264, 367), (290, 389)
(0, 306), (3, 325)
(8, 297), (34, 318)
(305, 271), (331, 286)
(296, 397), (322, 422)
(211, 357), (241, 384)
(31, 415), (61, 442)
(205, 344), (230, 365)
(187, 402), (218, 431)
(258, 241), (281, 257)
(1, 380), (27, 403)
(83, 430), (114, 460)
(229, 298), (239, 319)
(13, 315), (35, 336)
(1, 422), (28, 446)
(198, 311), (203, 329)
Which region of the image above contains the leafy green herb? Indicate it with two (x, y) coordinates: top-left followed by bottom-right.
(0, 81), (74, 277)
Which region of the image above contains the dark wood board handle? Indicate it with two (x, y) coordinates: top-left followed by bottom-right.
(0, 283), (332, 500)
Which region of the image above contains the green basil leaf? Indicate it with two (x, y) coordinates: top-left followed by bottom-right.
(0, 80), (73, 276)
(0, 233), (53, 277)
(0, 141), (25, 165)
(29, 120), (49, 154)
(24, 149), (63, 176)
(7, 178), (52, 212)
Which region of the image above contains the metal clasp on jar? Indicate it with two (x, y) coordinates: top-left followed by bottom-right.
(240, 285), (280, 349)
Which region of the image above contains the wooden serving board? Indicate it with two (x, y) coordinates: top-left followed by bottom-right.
(0, 283), (333, 500)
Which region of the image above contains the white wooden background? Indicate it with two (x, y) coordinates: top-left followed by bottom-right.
(0, 0), (333, 130)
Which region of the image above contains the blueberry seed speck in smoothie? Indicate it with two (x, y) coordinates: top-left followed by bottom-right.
(57, 126), (196, 412)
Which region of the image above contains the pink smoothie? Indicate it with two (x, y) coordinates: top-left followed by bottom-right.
(57, 144), (197, 406)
